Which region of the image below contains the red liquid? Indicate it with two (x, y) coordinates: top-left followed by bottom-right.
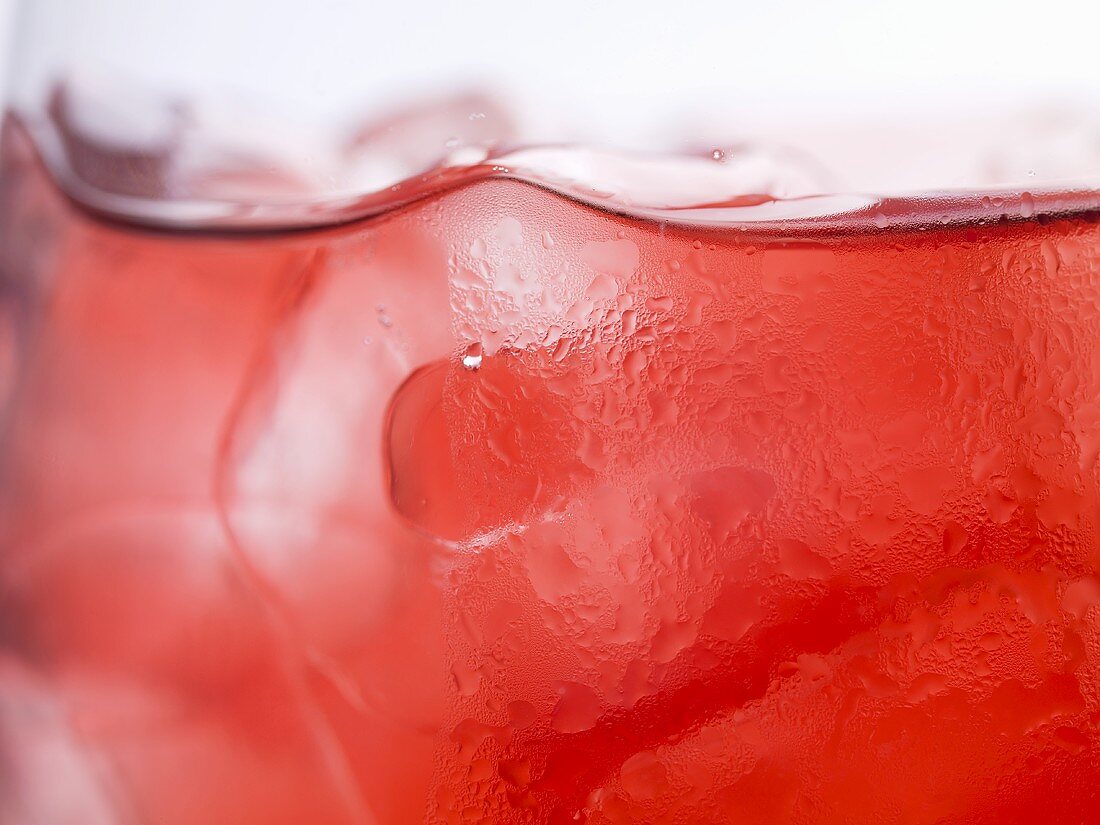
(3, 115), (1100, 824)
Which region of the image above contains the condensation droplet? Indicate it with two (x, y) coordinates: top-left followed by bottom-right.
(1020, 192), (1036, 219)
(462, 342), (484, 371)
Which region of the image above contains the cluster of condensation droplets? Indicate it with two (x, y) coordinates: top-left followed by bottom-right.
(382, 178), (1100, 823)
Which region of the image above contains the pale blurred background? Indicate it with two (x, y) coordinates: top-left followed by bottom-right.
(0, 0), (11, 100)
(4, 0), (1100, 129)
(1, 0), (1100, 195)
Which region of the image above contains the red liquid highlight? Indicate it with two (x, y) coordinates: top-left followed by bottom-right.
(3, 115), (1100, 823)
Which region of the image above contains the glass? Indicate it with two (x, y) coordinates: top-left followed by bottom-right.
(4, 2), (1100, 823)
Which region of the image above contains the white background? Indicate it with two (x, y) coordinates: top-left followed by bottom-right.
(1, 0), (1100, 192)
(0, 0), (11, 102)
(3, 0), (1100, 128)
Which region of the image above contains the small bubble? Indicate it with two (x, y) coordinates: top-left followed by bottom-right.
(462, 342), (483, 371)
(1027, 169), (1036, 177)
(541, 230), (555, 249)
(468, 112), (486, 120)
(692, 240), (703, 250)
(444, 136), (460, 149)
(376, 305), (393, 328)
(711, 148), (726, 162)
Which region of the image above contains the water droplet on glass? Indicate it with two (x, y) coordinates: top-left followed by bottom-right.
(1020, 192), (1036, 219)
(462, 342), (484, 371)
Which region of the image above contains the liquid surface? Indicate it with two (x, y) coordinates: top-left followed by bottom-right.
(3, 106), (1100, 824)
(22, 82), (1100, 231)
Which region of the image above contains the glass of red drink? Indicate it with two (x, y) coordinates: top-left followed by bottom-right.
(4, 2), (1100, 823)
